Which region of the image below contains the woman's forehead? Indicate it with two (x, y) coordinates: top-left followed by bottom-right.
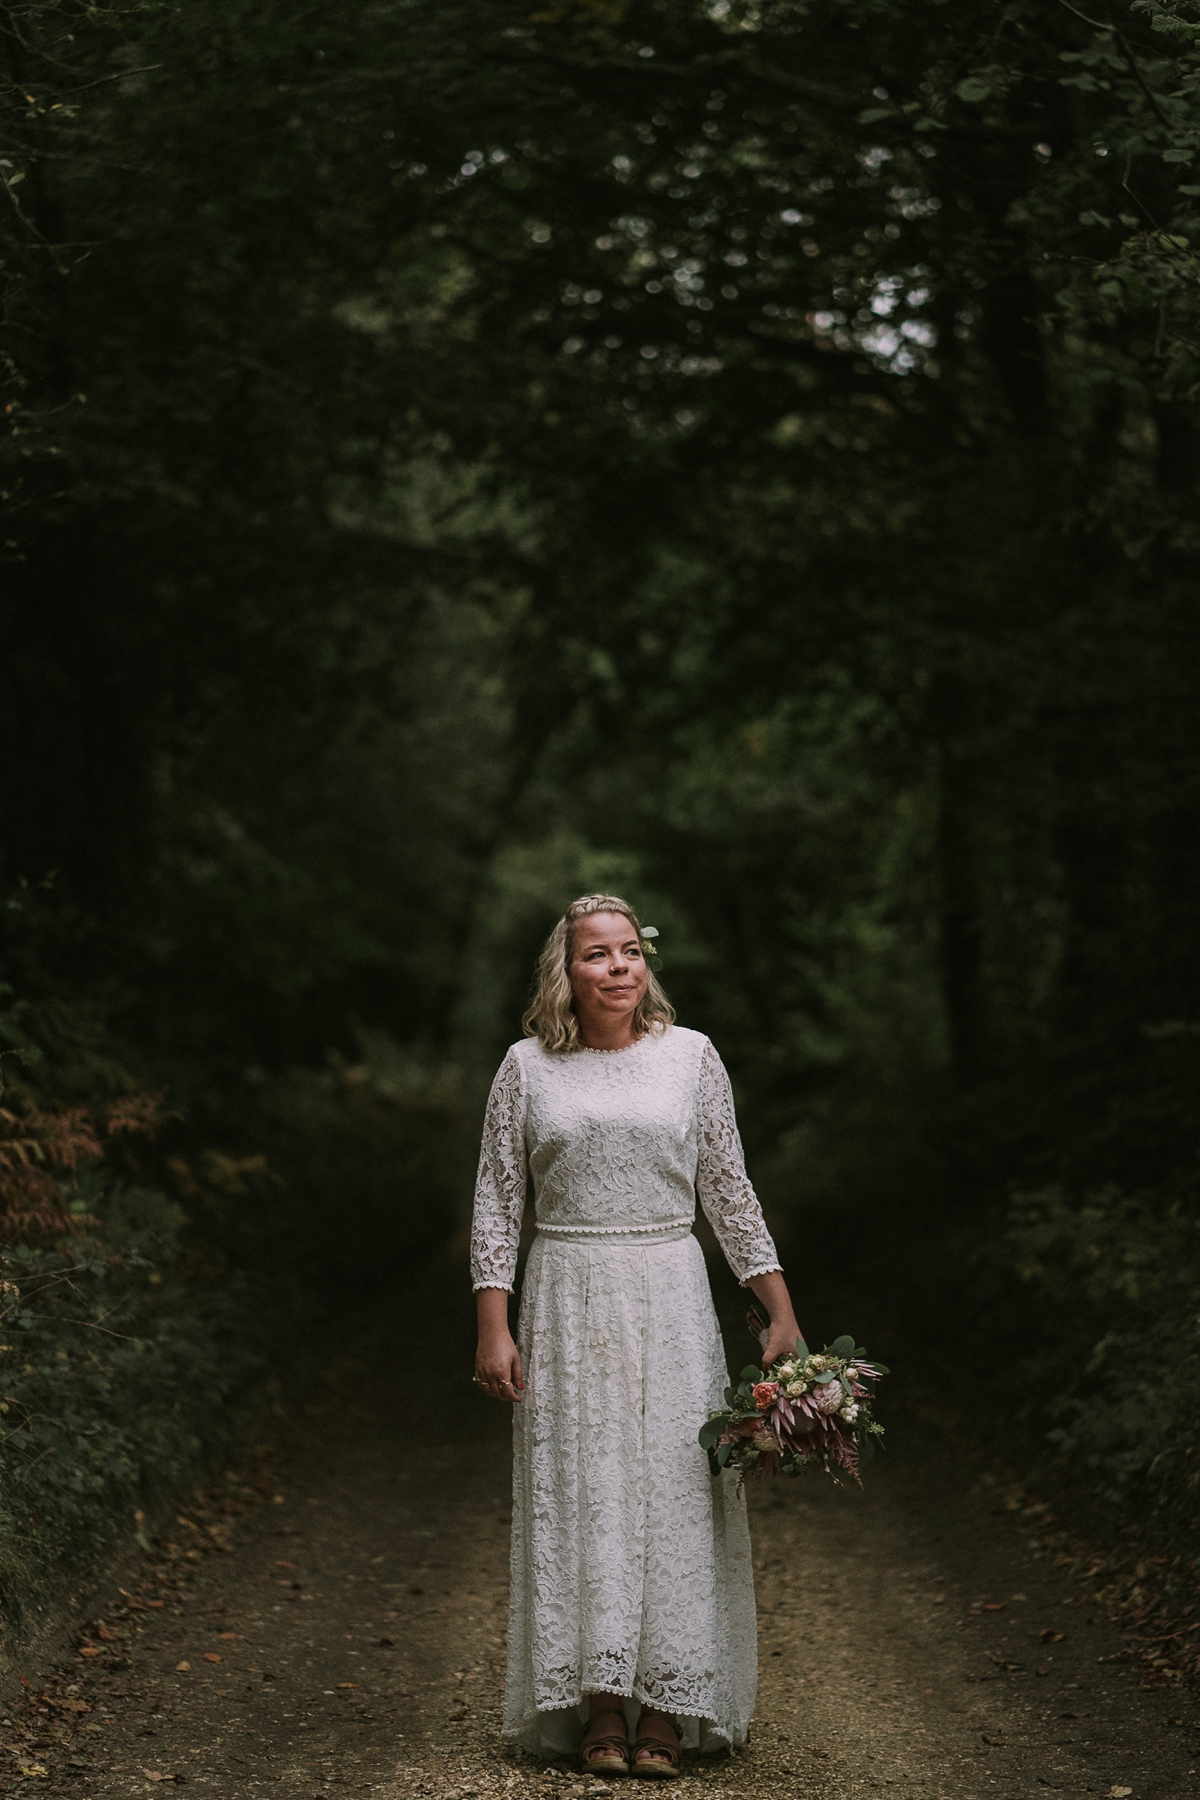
(573, 911), (637, 946)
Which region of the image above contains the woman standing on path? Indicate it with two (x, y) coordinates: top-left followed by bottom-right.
(471, 894), (803, 1779)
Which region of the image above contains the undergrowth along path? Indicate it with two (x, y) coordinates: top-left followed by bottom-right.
(1, 1258), (1198, 1799)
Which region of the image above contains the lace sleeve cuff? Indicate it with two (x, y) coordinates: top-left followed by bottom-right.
(736, 1259), (784, 1289)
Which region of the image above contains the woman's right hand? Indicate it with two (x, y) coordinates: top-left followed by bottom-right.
(475, 1330), (525, 1402)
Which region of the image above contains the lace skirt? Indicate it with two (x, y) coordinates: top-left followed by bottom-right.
(504, 1228), (758, 1756)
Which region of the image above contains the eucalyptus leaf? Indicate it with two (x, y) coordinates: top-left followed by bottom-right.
(740, 1364), (764, 1382)
(955, 75), (992, 102)
(716, 1443), (732, 1467)
(829, 1334), (856, 1358)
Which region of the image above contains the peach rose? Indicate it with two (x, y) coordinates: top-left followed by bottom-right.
(752, 1381), (779, 1412)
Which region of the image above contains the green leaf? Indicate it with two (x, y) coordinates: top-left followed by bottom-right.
(698, 1420), (723, 1449)
(955, 77), (992, 102)
(740, 1364), (764, 1382)
(829, 1334), (856, 1358)
(794, 1335), (810, 1360)
(716, 1443), (732, 1467)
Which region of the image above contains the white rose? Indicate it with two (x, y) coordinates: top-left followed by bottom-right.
(786, 1380), (805, 1398)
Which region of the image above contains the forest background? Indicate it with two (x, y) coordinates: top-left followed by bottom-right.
(2, 0), (1199, 1640)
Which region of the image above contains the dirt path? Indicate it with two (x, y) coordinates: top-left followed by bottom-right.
(2, 1257), (1198, 1799)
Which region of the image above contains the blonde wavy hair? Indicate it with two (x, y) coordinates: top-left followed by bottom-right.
(523, 893), (675, 1053)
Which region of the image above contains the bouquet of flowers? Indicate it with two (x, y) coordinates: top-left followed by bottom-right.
(698, 1310), (887, 1489)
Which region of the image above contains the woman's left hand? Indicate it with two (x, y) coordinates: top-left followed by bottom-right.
(746, 1270), (804, 1370)
(760, 1321), (803, 1368)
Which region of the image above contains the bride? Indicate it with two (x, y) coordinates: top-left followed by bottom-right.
(470, 894), (802, 1778)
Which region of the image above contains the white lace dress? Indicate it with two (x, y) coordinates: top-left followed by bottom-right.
(470, 1024), (782, 1757)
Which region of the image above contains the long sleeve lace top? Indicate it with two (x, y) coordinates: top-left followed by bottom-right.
(469, 1025), (781, 1292)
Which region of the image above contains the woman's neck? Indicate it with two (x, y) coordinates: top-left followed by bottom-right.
(577, 1010), (640, 1051)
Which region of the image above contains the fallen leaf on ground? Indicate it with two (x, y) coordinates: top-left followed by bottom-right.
(140, 1769), (181, 1784)
(336, 1682), (357, 1689)
(982, 1603), (1003, 1612)
(175, 1662), (190, 1673)
(202, 1653), (221, 1664)
(1108, 1789), (1133, 1798)
(16, 1765), (48, 1779)
(1040, 1630), (1066, 1644)
(217, 1632), (237, 1640)
(77, 1646), (100, 1657)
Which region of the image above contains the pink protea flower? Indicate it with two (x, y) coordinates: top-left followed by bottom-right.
(812, 1381), (845, 1414)
(752, 1381), (779, 1412)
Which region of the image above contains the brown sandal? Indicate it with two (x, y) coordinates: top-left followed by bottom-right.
(632, 1709), (682, 1780)
(581, 1706), (631, 1775)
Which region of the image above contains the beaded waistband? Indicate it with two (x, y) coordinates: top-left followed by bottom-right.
(534, 1218), (693, 1247)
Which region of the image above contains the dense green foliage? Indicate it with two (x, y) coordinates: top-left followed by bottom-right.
(2, 0), (1200, 1585)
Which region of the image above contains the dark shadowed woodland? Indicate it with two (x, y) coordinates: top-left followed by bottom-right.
(3, 0), (1200, 1724)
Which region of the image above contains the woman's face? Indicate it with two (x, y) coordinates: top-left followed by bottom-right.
(568, 912), (649, 1024)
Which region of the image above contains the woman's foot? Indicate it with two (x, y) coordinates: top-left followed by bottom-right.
(632, 1709), (682, 1779)
(581, 1704), (630, 1775)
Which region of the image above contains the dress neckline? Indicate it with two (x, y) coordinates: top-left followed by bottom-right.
(577, 1030), (657, 1056)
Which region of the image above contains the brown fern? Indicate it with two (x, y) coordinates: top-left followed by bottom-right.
(0, 1092), (161, 1242)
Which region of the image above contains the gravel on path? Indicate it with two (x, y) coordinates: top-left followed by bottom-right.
(1, 1264), (1197, 1800)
